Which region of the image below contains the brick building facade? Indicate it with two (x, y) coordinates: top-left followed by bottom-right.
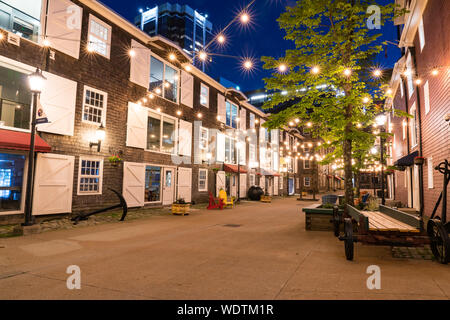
(386, 0), (449, 220)
(0, 0), (315, 224)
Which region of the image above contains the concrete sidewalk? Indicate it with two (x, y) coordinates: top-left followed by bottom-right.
(0, 197), (448, 300)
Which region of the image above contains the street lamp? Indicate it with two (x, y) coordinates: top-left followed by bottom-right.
(23, 68), (46, 226)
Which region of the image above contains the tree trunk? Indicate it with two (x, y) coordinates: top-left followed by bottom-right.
(343, 136), (354, 207)
(355, 170), (361, 199)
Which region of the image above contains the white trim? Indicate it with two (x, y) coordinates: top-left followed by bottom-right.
(88, 14), (112, 59)
(145, 109), (179, 155)
(77, 156), (104, 195)
(198, 168), (208, 192)
(409, 103), (418, 148)
(424, 80), (430, 115)
(200, 83), (209, 108)
(82, 85), (108, 126)
(150, 53), (180, 104)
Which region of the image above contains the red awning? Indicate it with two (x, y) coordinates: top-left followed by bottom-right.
(224, 164), (248, 174)
(0, 129), (51, 153)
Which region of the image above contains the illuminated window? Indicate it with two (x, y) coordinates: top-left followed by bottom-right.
(82, 86), (107, 125)
(88, 15), (112, 58)
(78, 158), (103, 195)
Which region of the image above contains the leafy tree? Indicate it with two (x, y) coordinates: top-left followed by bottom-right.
(261, 0), (403, 207)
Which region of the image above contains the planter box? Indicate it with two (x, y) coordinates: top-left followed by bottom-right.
(172, 204), (190, 216)
(302, 204), (344, 232)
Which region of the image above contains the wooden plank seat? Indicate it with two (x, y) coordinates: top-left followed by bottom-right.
(362, 211), (420, 233)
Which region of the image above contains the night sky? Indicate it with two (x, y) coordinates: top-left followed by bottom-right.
(99, 0), (401, 92)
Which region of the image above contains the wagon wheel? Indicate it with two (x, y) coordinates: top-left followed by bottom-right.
(427, 219), (450, 264)
(344, 218), (354, 261)
(332, 207), (341, 237)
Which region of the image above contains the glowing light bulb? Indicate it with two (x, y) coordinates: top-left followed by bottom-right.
(311, 66), (320, 74)
(373, 69), (382, 77)
(415, 78), (422, 85)
(197, 113), (203, 119)
(240, 13), (250, 24)
(243, 60), (253, 70)
(363, 96), (370, 104)
(217, 34), (225, 44)
(431, 68), (439, 76)
(0, 33), (3, 40)
(307, 122), (312, 127)
(185, 65), (192, 72)
(129, 49), (136, 57)
(343, 68), (352, 77)
(43, 39), (51, 47)
(169, 53), (176, 61)
(386, 89), (393, 95)
(289, 121), (294, 126)
(199, 51), (207, 61)
(176, 110), (182, 116)
(278, 64), (288, 73)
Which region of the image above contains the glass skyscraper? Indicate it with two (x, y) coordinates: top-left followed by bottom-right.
(136, 3), (213, 71)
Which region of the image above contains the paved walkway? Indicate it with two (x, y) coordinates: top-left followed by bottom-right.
(0, 198), (449, 300)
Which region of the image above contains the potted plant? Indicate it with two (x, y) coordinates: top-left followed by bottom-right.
(414, 156), (425, 166)
(108, 155), (123, 167)
(172, 198), (190, 216)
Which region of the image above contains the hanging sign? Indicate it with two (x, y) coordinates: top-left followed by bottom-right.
(36, 98), (49, 125)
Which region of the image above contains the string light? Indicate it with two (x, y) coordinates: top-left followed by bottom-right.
(129, 49), (136, 57)
(415, 78), (422, 85)
(243, 60), (253, 70)
(184, 65), (192, 72)
(431, 68), (439, 76)
(156, 108), (162, 113)
(0, 33), (3, 40)
(199, 51), (208, 61)
(168, 53), (176, 61)
(240, 12), (250, 24)
(278, 64), (288, 73)
(311, 66), (320, 75)
(43, 39), (51, 47)
(197, 113), (203, 119)
(176, 110), (182, 116)
(362, 96), (370, 104)
(295, 118), (300, 123)
(372, 69), (382, 78)
(306, 122), (312, 127)
(217, 34), (226, 44)
(343, 68), (352, 77)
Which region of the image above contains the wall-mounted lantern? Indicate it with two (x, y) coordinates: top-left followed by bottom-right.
(90, 123), (106, 152)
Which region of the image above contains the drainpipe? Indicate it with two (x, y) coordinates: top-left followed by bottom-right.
(410, 47), (425, 219)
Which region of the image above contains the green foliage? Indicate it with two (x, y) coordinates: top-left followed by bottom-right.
(260, 0), (405, 203)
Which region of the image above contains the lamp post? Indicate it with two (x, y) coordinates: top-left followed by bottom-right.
(23, 68), (46, 226)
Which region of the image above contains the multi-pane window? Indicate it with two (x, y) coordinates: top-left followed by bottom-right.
(198, 169), (208, 191)
(226, 101), (238, 128)
(249, 113), (255, 129)
(147, 111), (177, 154)
(149, 56), (179, 103)
(304, 177), (311, 187)
(88, 15), (111, 58)
(78, 158), (103, 195)
(200, 127), (208, 150)
(224, 136), (235, 164)
(304, 159), (311, 169)
(82, 86), (107, 125)
(0, 1), (41, 42)
(0, 65), (31, 130)
(200, 84), (209, 107)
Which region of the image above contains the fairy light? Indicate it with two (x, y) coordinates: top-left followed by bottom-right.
(240, 12), (250, 24)
(184, 65), (192, 72)
(295, 118), (300, 123)
(129, 49), (136, 57)
(156, 107), (162, 113)
(311, 66), (320, 75)
(415, 78), (422, 85)
(356, 123), (362, 128)
(243, 60), (253, 70)
(431, 68), (439, 76)
(168, 53), (176, 61)
(199, 51), (207, 61)
(217, 34), (225, 44)
(386, 88), (393, 95)
(43, 39), (51, 47)
(148, 93), (155, 99)
(197, 113), (203, 119)
(362, 96), (370, 104)
(343, 68), (352, 77)
(289, 121), (294, 126)
(176, 110), (182, 116)
(0, 33), (3, 40)
(155, 88), (162, 95)
(278, 64), (288, 73)
(373, 69), (382, 78)
(306, 122), (312, 127)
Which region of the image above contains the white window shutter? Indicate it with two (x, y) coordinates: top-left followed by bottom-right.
(126, 102), (147, 149)
(216, 132), (225, 162)
(216, 171), (226, 196)
(239, 174), (247, 198)
(130, 39), (150, 88)
(177, 167), (192, 203)
(178, 119), (192, 156)
(123, 162), (145, 208)
(217, 94), (226, 123)
(32, 153), (75, 215)
(240, 108), (246, 131)
(239, 138), (246, 165)
(38, 71), (77, 136)
(180, 71), (194, 108)
(46, 0), (83, 59)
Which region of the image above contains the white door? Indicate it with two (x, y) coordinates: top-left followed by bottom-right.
(406, 168), (412, 208)
(177, 167), (192, 203)
(231, 175), (237, 198)
(216, 171), (226, 196)
(123, 162), (145, 208)
(33, 153), (75, 215)
(274, 176), (279, 196)
(162, 168), (175, 205)
(267, 178), (273, 196)
(239, 174), (247, 198)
